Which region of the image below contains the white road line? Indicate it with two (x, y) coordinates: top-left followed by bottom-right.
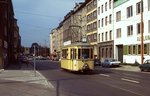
(99, 74), (110, 77)
(121, 78), (140, 84)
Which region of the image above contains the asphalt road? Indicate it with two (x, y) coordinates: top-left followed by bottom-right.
(35, 60), (150, 96)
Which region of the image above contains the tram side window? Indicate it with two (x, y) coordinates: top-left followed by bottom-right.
(71, 49), (76, 59)
(62, 49), (68, 59)
(78, 49), (81, 59)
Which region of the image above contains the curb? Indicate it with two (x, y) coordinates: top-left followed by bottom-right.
(36, 71), (54, 89)
(113, 65), (141, 72)
(0, 69), (4, 73)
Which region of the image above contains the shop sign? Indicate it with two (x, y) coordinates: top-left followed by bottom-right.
(137, 35), (150, 41)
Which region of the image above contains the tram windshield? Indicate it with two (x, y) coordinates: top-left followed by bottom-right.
(78, 48), (93, 59)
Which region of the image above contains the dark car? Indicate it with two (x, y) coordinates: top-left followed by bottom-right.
(94, 59), (101, 66)
(139, 59), (150, 72)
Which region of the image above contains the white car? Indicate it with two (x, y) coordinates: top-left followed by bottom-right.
(102, 58), (121, 67)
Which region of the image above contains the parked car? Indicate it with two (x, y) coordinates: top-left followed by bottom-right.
(139, 59), (150, 72)
(94, 59), (101, 66)
(101, 58), (121, 67)
(20, 56), (30, 64)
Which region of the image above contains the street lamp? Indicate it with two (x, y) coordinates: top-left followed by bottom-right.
(141, 0), (144, 64)
(33, 45), (36, 76)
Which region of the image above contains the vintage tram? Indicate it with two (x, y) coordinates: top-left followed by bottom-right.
(61, 42), (94, 72)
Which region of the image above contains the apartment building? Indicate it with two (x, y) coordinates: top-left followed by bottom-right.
(114, 0), (150, 63)
(50, 28), (58, 55)
(0, 0), (20, 68)
(63, 11), (73, 46)
(86, 0), (97, 57)
(97, 0), (114, 61)
(70, 2), (87, 43)
(56, 22), (63, 59)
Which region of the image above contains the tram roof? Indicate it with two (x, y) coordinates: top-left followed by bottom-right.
(62, 42), (93, 48)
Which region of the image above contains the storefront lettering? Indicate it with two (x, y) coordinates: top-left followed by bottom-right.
(137, 35), (150, 41)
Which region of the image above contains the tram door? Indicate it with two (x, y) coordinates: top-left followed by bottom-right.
(71, 48), (77, 70)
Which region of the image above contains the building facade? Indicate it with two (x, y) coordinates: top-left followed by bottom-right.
(97, 0), (114, 61)
(114, 0), (150, 63)
(70, 2), (87, 43)
(63, 11), (73, 45)
(86, 0), (97, 57)
(0, 0), (20, 68)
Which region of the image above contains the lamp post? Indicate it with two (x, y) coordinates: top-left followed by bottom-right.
(141, 0), (144, 64)
(33, 45), (36, 76)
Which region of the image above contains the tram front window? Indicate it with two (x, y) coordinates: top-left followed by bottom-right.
(78, 49), (92, 59)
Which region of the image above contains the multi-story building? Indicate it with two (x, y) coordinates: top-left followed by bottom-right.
(13, 18), (21, 63)
(0, 0), (20, 68)
(50, 28), (58, 55)
(114, 0), (150, 64)
(63, 11), (73, 46)
(86, 0), (97, 57)
(97, 0), (114, 61)
(70, 2), (87, 43)
(0, 0), (8, 68)
(56, 22), (63, 59)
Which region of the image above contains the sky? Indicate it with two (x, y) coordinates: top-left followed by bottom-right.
(12, 0), (84, 47)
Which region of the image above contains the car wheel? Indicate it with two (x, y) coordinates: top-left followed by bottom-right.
(140, 69), (144, 72)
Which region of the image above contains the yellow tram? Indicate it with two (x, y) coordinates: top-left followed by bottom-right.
(61, 42), (94, 72)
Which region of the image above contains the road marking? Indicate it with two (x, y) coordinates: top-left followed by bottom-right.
(108, 84), (143, 96)
(99, 74), (110, 77)
(121, 78), (140, 84)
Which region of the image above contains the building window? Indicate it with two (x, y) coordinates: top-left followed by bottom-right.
(133, 45), (136, 54)
(116, 28), (121, 38)
(148, 20), (150, 33)
(105, 31), (108, 41)
(144, 44), (147, 54)
(109, 0), (112, 9)
(98, 7), (100, 15)
(110, 47), (112, 58)
(127, 6), (133, 18)
(138, 45), (141, 54)
(93, 10), (97, 19)
(127, 25), (133, 36)
(102, 48), (104, 57)
(4, 26), (7, 36)
(87, 25), (90, 32)
(98, 34), (100, 42)
(93, 22), (97, 30)
(106, 48), (108, 57)
(105, 16), (108, 25)
(109, 14), (112, 24)
(128, 45), (132, 54)
(109, 30), (112, 40)
(94, 33), (97, 40)
(101, 5), (103, 13)
(94, 0), (97, 6)
(136, 1), (143, 14)
(98, 20), (100, 28)
(105, 2), (107, 11)
(102, 18), (104, 27)
(137, 22), (141, 34)
(5, 10), (7, 19)
(116, 11), (121, 22)
(102, 33), (104, 41)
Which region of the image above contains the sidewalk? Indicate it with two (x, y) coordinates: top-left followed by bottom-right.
(0, 62), (59, 96)
(112, 65), (141, 72)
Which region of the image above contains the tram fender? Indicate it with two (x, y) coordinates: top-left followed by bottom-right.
(82, 63), (90, 71)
